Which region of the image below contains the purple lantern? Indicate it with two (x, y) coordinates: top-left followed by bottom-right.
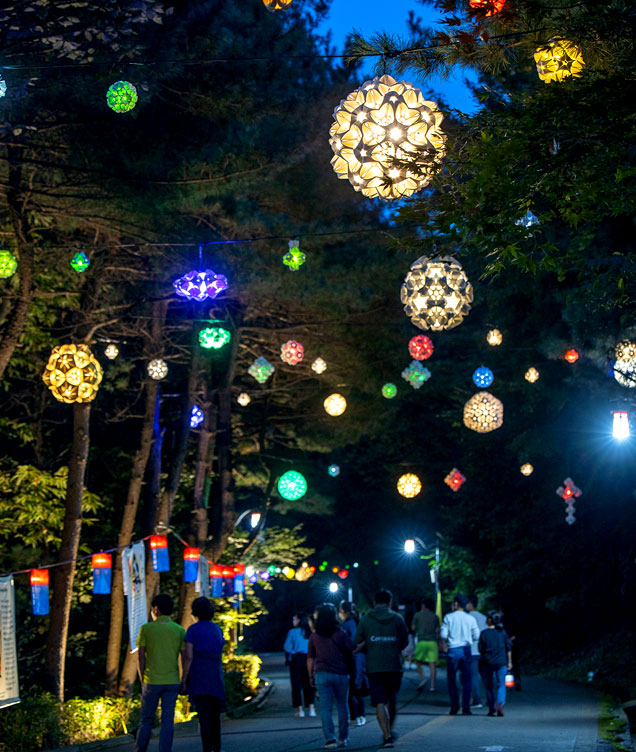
(173, 269), (228, 302)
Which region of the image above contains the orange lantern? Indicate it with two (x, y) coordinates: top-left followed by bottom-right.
(564, 349), (579, 363)
(469, 0), (506, 15)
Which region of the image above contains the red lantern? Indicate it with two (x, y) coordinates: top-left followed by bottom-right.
(92, 552), (112, 594)
(469, 0), (506, 15)
(183, 547), (199, 583)
(408, 335), (434, 361)
(338, 569), (349, 580)
(564, 349), (579, 363)
(149, 535), (170, 572)
(280, 340), (304, 366)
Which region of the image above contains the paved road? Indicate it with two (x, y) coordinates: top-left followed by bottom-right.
(109, 653), (602, 752)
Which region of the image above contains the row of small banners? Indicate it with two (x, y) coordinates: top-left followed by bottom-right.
(30, 535), (316, 616)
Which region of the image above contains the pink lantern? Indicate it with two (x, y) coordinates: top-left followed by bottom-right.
(409, 335), (434, 361)
(280, 340), (304, 366)
(444, 468), (466, 492)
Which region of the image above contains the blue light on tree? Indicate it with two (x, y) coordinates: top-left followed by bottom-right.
(190, 405), (204, 428)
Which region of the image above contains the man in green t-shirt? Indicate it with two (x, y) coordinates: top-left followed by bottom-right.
(412, 597), (440, 691)
(135, 593), (186, 752)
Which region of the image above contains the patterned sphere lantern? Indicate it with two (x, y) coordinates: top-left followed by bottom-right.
(520, 463), (534, 476)
(174, 269), (228, 302)
(397, 473), (422, 498)
(106, 80), (138, 113)
(472, 366), (494, 388)
(0, 250), (17, 278)
(408, 335), (434, 360)
(283, 239), (306, 271)
(487, 329), (503, 346)
(263, 0), (293, 10)
(248, 356), (275, 383)
(382, 382), (397, 399)
(277, 470), (308, 501)
(147, 358), (168, 380)
(237, 392), (251, 406)
(280, 340), (304, 365)
(402, 360), (431, 389)
(42, 344), (103, 403)
(564, 349), (579, 363)
(329, 75), (446, 201)
(469, 0), (506, 15)
(199, 326), (231, 350)
(328, 464), (340, 477)
(104, 343), (119, 360)
(70, 251), (90, 273)
(616, 340), (636, 361)
(401, 255), (473, 331)
(324, 393), (347, 416)
(534, 38), (585, 83)
(525, 367), (540, 383)
(312, 357), (327, 374)
(463, 392), (503, 433)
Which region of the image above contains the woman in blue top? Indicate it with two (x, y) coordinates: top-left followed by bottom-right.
(181, 597), (226, 752)
(284, 612), (316, 717)
(478, 610), (512, 717)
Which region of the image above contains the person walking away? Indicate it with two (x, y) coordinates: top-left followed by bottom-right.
(181, 597), (226, 752)
(354, 589), (408, 749)
(135, 593), (186, 752)
(284, 612), (316, 718)
(440, 593), (479, 716)
(412, 597), (439, 691)
(308, 603), (355, 749)
(479, 610), (512, 717)
(339, 601), (368, 726)
(466, 595), (487, 707)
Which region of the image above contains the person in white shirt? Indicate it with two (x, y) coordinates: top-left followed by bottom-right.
(440, 594), (480, 715)
(466, 595), (487, 707)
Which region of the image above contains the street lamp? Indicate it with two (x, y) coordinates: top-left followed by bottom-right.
(613, 410), (630, 440)
(404, 539), (415, 554)
(235, 509), (263, 529)
(329, 582), (339, 593)
(404, 536), (440, 603)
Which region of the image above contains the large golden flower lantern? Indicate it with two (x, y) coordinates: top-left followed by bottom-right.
(463, 392), (503, 433)
(324, 393), (347, 416)
(42, 344), (103, 403)
(262, 0), (293, 10)
(329, 75), (446, 201)
(401, 255), (473, 331)
(397, 473), (422, 498)
(534, 39), (585, 83)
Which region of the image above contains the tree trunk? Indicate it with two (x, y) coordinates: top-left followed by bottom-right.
(44, 402), (91, 701)
(104, 379), (159, 695)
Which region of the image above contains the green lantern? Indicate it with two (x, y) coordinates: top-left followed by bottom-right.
(277, 470), (307, 501)
(0, 250), (17, 278)
(70, 251), (90, 273)
(199, 326), (231, 350)
(106, 81), (138, 113)
(382, 382), (397, 399)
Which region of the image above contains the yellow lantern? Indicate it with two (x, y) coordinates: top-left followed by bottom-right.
(237, 392), (251, 406)
(262, 0), (292, 10)
(520, 463), (534, 476)
(104, 343), (119, 360)
(42, 344), (103, 404)
(616, 340), (636, 361)
(329, 75), (446, 201)
(525, 367), (539, 383)
(324, 393), (347, 416)
(486, 329), (503, 346)
(312, 357), (327, 374)
(534, 38), (585, 83)
(463, 392), (503, 433)
(397, 473), (422, 498)
(401, 255), (473, 331)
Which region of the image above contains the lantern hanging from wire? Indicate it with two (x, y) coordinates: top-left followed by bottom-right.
(324, 393), (347, 416)
(210, 564), (223, 597)
(199, 326), (231, 350)
(104, 343), (119, 360)
(520, 463), (534, 476)
(283, 239), (306, 270)
(401, 255), (473, 331)
(280, 340), (304, 365)
(534, 38), (585, 83)
(277, 470), (308, 501)
(173, 269), (228, 302)
(234, 563), (246, 593)
(525, 367), (540, 383)
(92, 553), (112, 594)
(472, 366), (494, 388)
(190, 405), (204, 428)
(564, 349), (579, 363)
(463, 391), (503, 433)
(408, 334), (434, 360)
(486, 329), (502, 346)
(397, 473), (422, 498)
(70, 251), (90, 273)
(0, 250), (17, 278)
(444, 468), (466, 492)
(31, 569), (49, 615)
(147, 358), (168, 380)
(183, 547), (200, 583)
(248, 356), (275, 383)
(237, 392), (251, 406)
(106, 80), (138, 112)
(42, 343), (103, 403)
(329, 74), (446, 201)
(263, 0), (293, 10)
(150, 535), (170, 572)
(382, 382), (397, 399)
(328, 464), (340, 477)
(469, 0), (506, 15)
(312, 357), (327, 374)
(402, 360), (431, 390)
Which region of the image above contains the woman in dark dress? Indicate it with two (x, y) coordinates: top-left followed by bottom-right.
(181, 597), (226, 752)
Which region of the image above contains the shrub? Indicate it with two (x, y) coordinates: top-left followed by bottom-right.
(224, 653), (262, 711)
(60, 696), (140, 744)
(0, 693), (61, 752)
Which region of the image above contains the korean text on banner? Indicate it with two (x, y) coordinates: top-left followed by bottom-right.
(0, 576), (20, 709)
(122, 542), (148, 652)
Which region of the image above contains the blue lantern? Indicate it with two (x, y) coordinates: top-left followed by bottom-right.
(92, 553), (112, 594)
(472, 366), (494, 388)
(31, 569), (49, 615)
(234, 564), (245, 594)
(223, 566), (235, 596)
(210, 564), (223, 597)
(150, 535), (170, 572)
(183, 547), (199, 583)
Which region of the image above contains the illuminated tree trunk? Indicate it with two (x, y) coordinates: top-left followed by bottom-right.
(44, 402), (91, 701)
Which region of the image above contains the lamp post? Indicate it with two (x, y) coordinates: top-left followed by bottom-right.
(404, 536), (440, 604)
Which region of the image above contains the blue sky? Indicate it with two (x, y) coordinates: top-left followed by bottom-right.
(317, 0), (478, 113)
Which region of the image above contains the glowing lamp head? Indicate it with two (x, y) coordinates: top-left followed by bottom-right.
(237, 392), (251, 406)
(277, 470), (308, 501)
(280, 340), (304, 365)
(250, 511), (262, 528)
(324, 393), (347, 416)
(565, 349), (579, 363)
(106, 80), (138, 113)
(487, 329), (503, 346)
(42, 343), (103, 403)
(613, 410), (630, 440)
(520, 463), (534, 476)
(210, 564), (222, 578)
(329, 582), (339, 593)
(92, 553), (112, 569)
(104, 344), (119, 360)
(408, 335), (434, 360)
(397, 473), (422, 498)
(190, 405), (205, 428)
(199, 326), (231, 350)
(0, 250), (17, 278)
(534, 38), (585, 83)
(70, 251), (90, 273)
(404, 539), (415, 554)
(525, 367), (540, 383)
(472, 366), (494, 388)
(328, 464), (340, 477)
(382, 382), (397, 399)
(147, 358), (168, 380)
(312, 357), (327, 374)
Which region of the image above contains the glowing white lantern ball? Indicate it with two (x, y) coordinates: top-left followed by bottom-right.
(147, 358), (168, 381)
(324, 393), (347, 416)
(520, 463), (534, 476)
(487, 329), (503, 346)
(237, 392), (251, 406)
(397, 473), (422, 498)
(463, 392), (503, 433)
(312, 357), (327, 374)
(614, 359), (636, 388)
(525, 367), (540, 383)
(329, 75), (446, 202)
(401, 255), (473, 331)
(104, 344), (119, 360)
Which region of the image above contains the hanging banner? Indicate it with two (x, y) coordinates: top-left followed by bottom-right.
(122, 542), (147, 652)
(0, 576), (20, 709)
(196, 556), (210, 598)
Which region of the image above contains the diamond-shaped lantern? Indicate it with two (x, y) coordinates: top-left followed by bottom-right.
(248, 357), (275, 384)
(401, 360), (431, 390)
(147, 358), (168, 380)
(463, 392), (503, 433)
(0, 250), (17, 278)
(106, 81), (138, 113)
(280, 340), (304, 365)
(444, 468), (466, 492)
(173, 269), (228, 302)
(397, 473), (422, 498)
(329, 75), (446, 201)
(311, 357), (327, 374)
(42, 344), (103, 403)
(283, 239), (306, 271)
(199, 326), (231, 350)
(408, 335), (434, 360)
(472, 366), (493, 388)
(534, 38), (585, 84)
(70, 252), (90, 273)
(401, 256), (473, 331)
(556, 477), (582, 501)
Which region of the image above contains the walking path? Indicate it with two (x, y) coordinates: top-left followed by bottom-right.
(82, 654), (604, 752)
